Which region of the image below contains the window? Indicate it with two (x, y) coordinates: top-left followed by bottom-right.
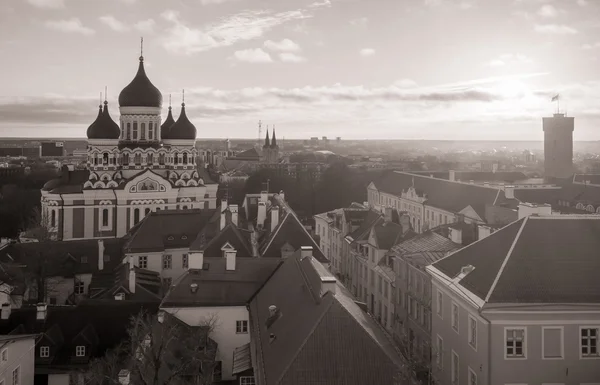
(505, 328), (526, 358)
(468, 367), (477, 385)
(133, 208), (140, 224)
(163, 254), (172, 269)
(147, 153), (153, 164)
(212, 361), (222, 382)
(236, 320), (248, 334)
(159, 153), (165, 165)
(134, 153), (141, 165)
(163, 277), (172, 287)
(581, 327), (599, 358)
(543, 327), (563, 359)
(437, 291), (443, 318)
(122, 153), (129, 165)
(138, 256), (148, 269)
(1, 348), (7, 362)
(144, 208), (150, 216)
(76, 346), (85, 357)
(74, 281), (84, 295)
(182, 254), (189, 268)
(50, 210), (56, 227)
(239, 377), (256, 385)
(40, 346), (50, 358)
(183, 153), (188, 164)
(468, 315), (477, 350)
(436, 335), (443, 369)
(148, 123), (153, 140)
(132, 122), (138, 139)
(451, 303), (459, 332)
(451, 351), (459, 385)
(12, 367), (19, 385)
(140, 123), (146, 140)
(126, 123), (131, 139)
(102, 208), (109, 227)
(102, 153), (108, 165)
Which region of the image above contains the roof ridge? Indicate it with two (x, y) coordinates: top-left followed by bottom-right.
(484, 216), (529, 303)
(260, 211), (291, 254)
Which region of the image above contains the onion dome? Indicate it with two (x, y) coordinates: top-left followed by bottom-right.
(167, 103), (197, 140)
(118, 56), (163, 108)
(161, 105), (175, 139)
(87, 101), (120, 139)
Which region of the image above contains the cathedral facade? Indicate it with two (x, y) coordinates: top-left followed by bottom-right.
(40, 53), (218, 241)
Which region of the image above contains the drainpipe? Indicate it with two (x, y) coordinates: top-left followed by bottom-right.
(113, 189), (118, 238)
(59, 193), (64, 241)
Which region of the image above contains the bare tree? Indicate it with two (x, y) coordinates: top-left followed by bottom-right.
(82, 311), (219, 385)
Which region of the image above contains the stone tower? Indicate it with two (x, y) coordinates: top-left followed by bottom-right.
(543, 113), (574, 180)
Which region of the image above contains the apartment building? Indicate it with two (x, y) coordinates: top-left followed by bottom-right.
(0, 334), (37, 385)
(426, 215), (600, 385)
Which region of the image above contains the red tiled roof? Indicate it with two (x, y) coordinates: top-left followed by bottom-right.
(432, 216), (600, 304)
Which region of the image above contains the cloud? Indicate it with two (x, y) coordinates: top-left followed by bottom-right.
(279, 53), (306, 63)
(394, 79), (418, 88)
(134, 19), (156, 33)
(160, 8), (313, 54)
(200, 0), (240, 4)
(537, 4), (558, 18)
(577, 0), (588, 5)
(117, 0), (136, 3)
(534, 24), (577, 34)
(27, 0), (64, 8)
(99, 15), (129, 32)
(264, 39), (301, 52)
(488, 54), (533, 67)
(513, 11), (533, 20)
(582, 42), (600, 50)
(349, 17), (368, 27)
(44, 18), (95, 35)
(360, 48), (375, 56)
(233, 48), (273, 63)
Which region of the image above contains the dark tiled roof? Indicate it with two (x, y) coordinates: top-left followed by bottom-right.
(260, 212), (327, 263)
(0, 238), (124, 277)
(514, 188), (561, 205)
(124, 209), (216, 253)
(573, 174), (600, 185)
(410, 171), (529, 183)
(390, 230), (459, 256)
(234, 148), (260, 160)
(556, 183), (600, 205)
(42, 169), (90, 194)
(201, 224), (253, 258)
(374, 171), (504, 220)
(433, 216), (600, 304)
(250, 253), (404, 385)
(373, 221), (406, 250)
(0, 301), (159, 370)
(347, 209), (382, 241)
(160, 258), (281, 307)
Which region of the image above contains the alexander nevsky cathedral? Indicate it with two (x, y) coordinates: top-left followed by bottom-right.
(40, 50), (218, 241)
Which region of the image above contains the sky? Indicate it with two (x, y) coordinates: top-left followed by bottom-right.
(0, 0), (599, 141)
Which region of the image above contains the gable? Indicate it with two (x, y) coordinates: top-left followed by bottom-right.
(261, 214), (328, 263)
(368, 228), (378, 248)
(123, 170), (172, 194)
(459, 205), (483, 223)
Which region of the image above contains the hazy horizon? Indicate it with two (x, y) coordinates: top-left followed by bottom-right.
(1, 0), (599, 140)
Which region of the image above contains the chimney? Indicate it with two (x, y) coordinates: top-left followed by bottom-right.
(505, 185), (515, 199)
(483, 182), (489, 187)
(1, 303), (11, 320)
(225, 249), (237, 271)
(229, 204), (239, 227)
(36, 303), (47, 321)
(114, 293), (125, 301)
(449, 227), (463, 244)
(477, 224), (492, 240)
(220, 209), (227, 231)
(271, 206), (280, 232)
(384, 207), (393, 223)
(449, 170), (456, 182)
(250, 228), (259, 257)
(257, 202), (267, 229)
(518, 202), (552, 219)
(279, 190), (285, 202)
(399, 213), (411, 234)
(188, 251), (204, 269)
(118, 369), (130, 385)
(260, 190), (268, 204)
(97, 239), (105, 271)
(128, 264), (136, 294)
(221, 198), (228, 213)
(268, 305), (277, 317)
(300, 246), (312, 260)
(320, 277), (337, 297)
(157, 310), (165, 323)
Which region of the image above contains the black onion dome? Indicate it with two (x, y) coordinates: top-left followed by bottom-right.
(87, 102), (120, 139)
(118, 56), (163, 108)
(167, 103), (196, 140)
(161, 106), (175, 139)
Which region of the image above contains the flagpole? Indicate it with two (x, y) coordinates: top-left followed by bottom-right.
(557, 95), (560, 114)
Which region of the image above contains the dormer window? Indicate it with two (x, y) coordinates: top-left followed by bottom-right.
(76, 346), (85, 357)
(40, 346), (50, 358)
(80, 256), (88, 264)
(74, 281), (85, 295)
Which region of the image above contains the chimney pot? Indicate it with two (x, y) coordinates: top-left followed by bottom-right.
(188, 251), (204, 269)
(114, 293), (125, 301)
(190, 283), (199, 293)
(157, 310), (165, 323)
(300, 246), (312, 260)
(268, 305), (277, 317)
(36, 303), (47, 320)
(257, 201), (267, 229)
(128, 264), (136, 294)
(98, 239), (105, 271)
(269, 333), (276, 343)
(271, 206), (280, 232)
(225, 249), (237, 271)
(229, 204), (239, 227)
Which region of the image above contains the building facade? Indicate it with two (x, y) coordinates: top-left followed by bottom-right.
(40, 52), (218, 241)
(0, 335), (37, 385)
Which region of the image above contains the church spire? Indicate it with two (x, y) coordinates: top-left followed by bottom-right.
(271, 126), (277, 148)
(263, 128), (270, 148)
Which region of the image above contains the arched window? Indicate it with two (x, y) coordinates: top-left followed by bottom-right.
(183, 153), (188, 164)
(102, 208), (109, 227)
(134, 153), (141, 165)
(103, 153), (109, 165)
(145, 208), (150, 216)
(126, 123), (131, 140)
(141, 123), (146, 140)
(133, 122), (138, 140)
(134, 208), (140, 224)
(587, 205), (594, 213)
(148, 123), (154, 140)
(159, 153), (165, 165)
(122, 153), (129, 165)
(182, 205), (188, 210)
(94, 156), (98, 165)
(174, 154), (179, 165)
(147, 153), (153, 164)
(50, 210), (56, 227)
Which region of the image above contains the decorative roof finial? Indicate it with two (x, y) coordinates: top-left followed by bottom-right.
(104, 86), (108, 105)
(140, 37), (144, 61)
(169, 94), (172, 109)
(182, 89), (185, 106)
(99, 92), (102, 108)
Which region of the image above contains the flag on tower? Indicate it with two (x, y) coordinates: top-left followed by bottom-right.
(551, 94), (559, 102)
